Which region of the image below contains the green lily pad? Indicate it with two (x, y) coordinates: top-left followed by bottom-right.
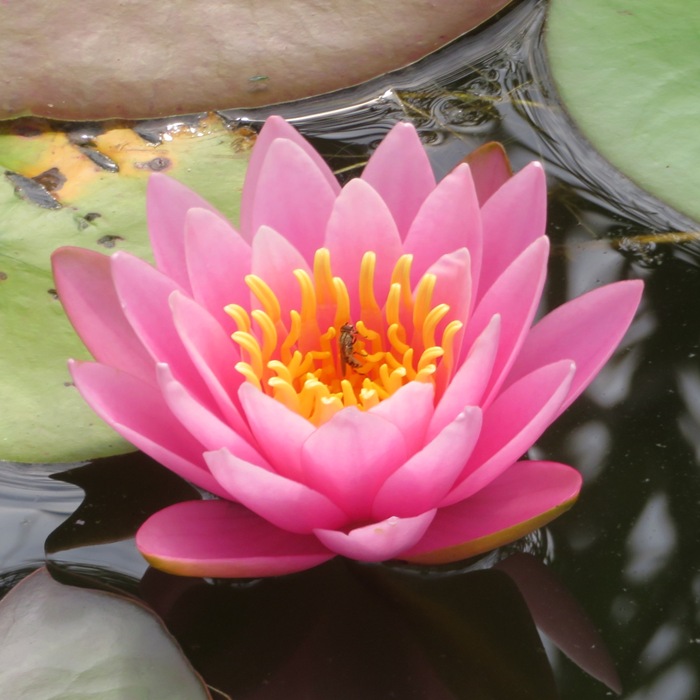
(0, 116), (251, 462)
(0, 0), (513, 121)
(0, 568), (211, 699)
(546, 0), (700, 223)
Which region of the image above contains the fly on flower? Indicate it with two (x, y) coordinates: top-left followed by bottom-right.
(51, 116), (643, 578)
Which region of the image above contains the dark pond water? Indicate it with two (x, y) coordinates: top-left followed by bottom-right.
(2, 0), (699, 697)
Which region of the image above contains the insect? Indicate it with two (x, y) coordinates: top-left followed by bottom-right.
(338, 322), (364, 375)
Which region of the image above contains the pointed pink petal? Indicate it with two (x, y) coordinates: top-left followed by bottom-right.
(445, 360), (575, 504)
(463, 236), (550, 407)
(478, 162), (547, 300)
(147, 173), (224, 291)
(51, 247), (154, 382)
(372, 407), (482, 520)
(401, 461), (582, 564)
(110, 252), (212, 407)
(70, 361), (226, 497)
(184, 207), (252, 334)
(169, 291), (252, 441)
(206, 448), (348, 534)
(250, 225), (311, 318)
(238, 382), (314, 481)
(240, 116), (340, 239)
(368, 382), (434, 457)
(245, 138), (337, 263)
(314, 510), (436, 562)
(300, 408), (407, 520)
(324, 178), (403, 314)
(156, 363), (264, 466)
(404, 164), (482, 288)
(464, 141), (513, 205)
(506, 280), (644, 417)
(361, 122), (436, 239)
(428, 315), (500, 440)
(137, 499), (335, 577)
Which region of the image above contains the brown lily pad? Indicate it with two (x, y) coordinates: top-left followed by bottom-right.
(0, 0), (513, 121)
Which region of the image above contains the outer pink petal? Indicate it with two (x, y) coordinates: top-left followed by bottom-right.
(137, 499), (335, 577)
(367, 381), (434, 457)
(238, 382), (314, 481)
(300, 407), (407, 520)
(70, 361), (227, 497)
(403, 164), (482, 287)
(428, 314), (500, 440)
(372, 407), (482, 520)
(445, 360), (575, 504)
(110, 251), (213, 405)
(324, 178), (403, 314)
(51, 247), (154, 381)
(401, 461), (582, 564)
(245, 138), (337, 263)
(360, 122), (436, 239)
(240, 116), (340, 239)
(314, 510), (436, 562)
(169, 291), (252, 441)
(477, 162), (547, 300)
(250, 225), (310, 319)
(505, 280), (644, 417)
(206, 448), (349, 534)
(184, 207), (252, 334)
(464, 141), (513, 206)
(147, 173), (224, 291)
(463, 236), (549, 407)
(156, 363), (264, 466)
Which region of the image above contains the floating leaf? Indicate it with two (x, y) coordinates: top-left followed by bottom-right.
(0, 568), (211, 699)
(0, 0), (514, 120)
(547, 0), (700, 222)
(0, 115), (252, 462)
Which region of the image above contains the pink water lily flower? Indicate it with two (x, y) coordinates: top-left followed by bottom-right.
(52, 117), (642, 577)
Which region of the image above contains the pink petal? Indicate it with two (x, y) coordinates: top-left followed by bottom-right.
(360, 122), (436, 239)
(314, 510), (436, 562)
(240, 116), (340, 239)
(463, 236), (550, 407)
(401, 461), (582, 564)
(372, 407), (482, 520)
(250, 225), (311, 318)
(51, 247), (154, 382)
(428, 314), (500, 441)
(368, 382), (434, 457)
(184, 207), (252, 334)
(505, 280), (644, 417)
(403, 164), (481, 287)
(169, 291), (252, 440)
(324, 178), (403, 314)
(464, 141), (513, 205)
(70, 361), (226, 497)
(445, 360), (575, 504)
(156, 363), (263, 466)
(238, 382), (314, 481)
(300, 407), (407, 520)
(477, 162), (547, 300)
(110, 252), (212, 407)
(136, 499), (335, 577)
(206, 448), (349, 534)
(244, 138), (338, 263)
(147, 173), (224, 292)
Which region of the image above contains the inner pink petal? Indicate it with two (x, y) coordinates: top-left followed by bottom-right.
(360, 122), (436, 239)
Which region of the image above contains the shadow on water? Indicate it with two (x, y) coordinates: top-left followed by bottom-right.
(1, 0), (699, 697)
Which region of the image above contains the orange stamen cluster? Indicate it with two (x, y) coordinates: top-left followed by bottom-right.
(226, 249), (462, 426)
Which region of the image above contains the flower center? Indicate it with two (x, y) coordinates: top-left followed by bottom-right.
(226, 249), (462, 426)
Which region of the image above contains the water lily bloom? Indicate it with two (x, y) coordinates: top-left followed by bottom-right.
(52, 117), (642, 577)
